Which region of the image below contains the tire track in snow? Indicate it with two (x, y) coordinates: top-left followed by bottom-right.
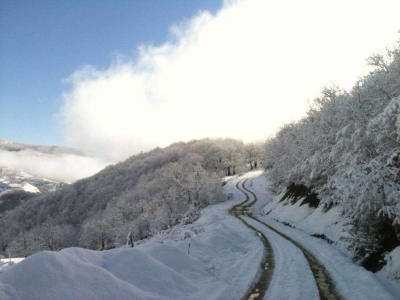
(229, 178), (274, 300)
(241, 214), (320, 299)
(235, 178), (342, 300)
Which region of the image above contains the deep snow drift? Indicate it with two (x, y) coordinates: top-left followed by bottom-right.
(0, 176), (263, 300)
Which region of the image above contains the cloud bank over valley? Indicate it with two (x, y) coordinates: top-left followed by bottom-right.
(0, 149), (112, 183)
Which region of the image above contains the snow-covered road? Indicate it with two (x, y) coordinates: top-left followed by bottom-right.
(242, 215), (319, 300)
(234, 172), (399, 300)
(232, 177), (327, 300)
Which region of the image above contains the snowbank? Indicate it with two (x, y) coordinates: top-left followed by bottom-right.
(252, 172), (349, 248)
(383, 247), (400, 282)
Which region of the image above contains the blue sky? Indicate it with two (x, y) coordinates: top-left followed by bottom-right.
(1, 0), (399, 158)
(0, 0), (221, 146)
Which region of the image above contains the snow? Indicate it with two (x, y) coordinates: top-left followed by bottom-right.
(102, 248), (197, 298)
(244, 173), (400, 300)
(0, 166), (60, 196)
(383, 247), (400, 282)
(242, 215), (319, 300)
(375, 269), (400, 300)
(7, 184), (21, 189)
(0, 258), (25, 275)
(256, 217), (398, 299)
(41, 178), (58, 183)
(0, 175), (264, 300)
(0, 258), (24, 266)
(1, 171), (399, 299)
(0, 250), (160, 300)
(265, 194), (315, 223)
(22, 183), (41, 194)
(256, 172), (349, 248)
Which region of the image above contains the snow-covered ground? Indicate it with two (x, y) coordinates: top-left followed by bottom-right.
(1, 170), (399, 299)
(242, 215), (319, 299)
(0, 259), (24, 265)
(250, 214), (400, 299)
(0, 167), (62, 195)
(248, 172), (348, 247)
(0, 259), (25, 274)
(0, 176), (264, 300)
(244, 171), (400, 299)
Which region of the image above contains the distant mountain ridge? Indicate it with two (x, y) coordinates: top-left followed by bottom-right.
(0, 139), (102, 158)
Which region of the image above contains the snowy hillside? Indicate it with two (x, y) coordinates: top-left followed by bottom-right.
(1, 138), (255, 257)
(0, 167), (62, 194)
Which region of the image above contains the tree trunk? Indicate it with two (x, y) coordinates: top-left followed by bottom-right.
(128, 230), (134, 248)
(233, 166), (236, 175)
(23, 234), (27, 258)
(250, 162), (253, 170)
(227, 167), (231, 176)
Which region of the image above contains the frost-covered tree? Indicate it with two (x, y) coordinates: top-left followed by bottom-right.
(220, 140), (245, 176)
(8, 224), (76, 257)
(80, 217), (117, 250)
(245, 141), (264, 170)
(263, 42), (400, 266)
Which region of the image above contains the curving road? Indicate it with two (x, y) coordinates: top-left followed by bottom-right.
(230, 178), (342, 300)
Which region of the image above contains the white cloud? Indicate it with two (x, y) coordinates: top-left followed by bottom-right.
(60, 0), (400, 161)
(0, 150), (111, 183)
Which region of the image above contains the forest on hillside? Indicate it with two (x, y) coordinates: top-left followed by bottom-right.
(263, 44), (400, 268)
(0, 138), (263, 256)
